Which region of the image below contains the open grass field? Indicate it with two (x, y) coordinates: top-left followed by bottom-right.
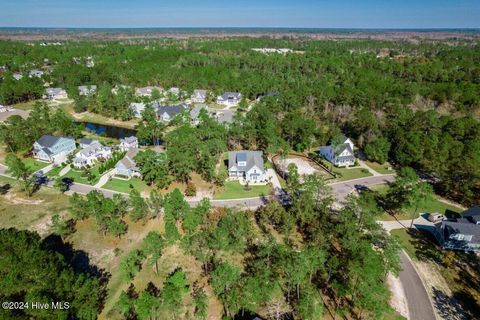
(333, 166), (372, 181)
(214, 180), (272, 200)
(61, 104), (137, 129)
(102, 177), (148, 194)
(0, 184), (70, 235)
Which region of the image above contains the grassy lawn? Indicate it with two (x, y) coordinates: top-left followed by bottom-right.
(391, 228), (420, 260)
(333, 167), (372, 181)
(22, 158), (49, 172)
(11, 100), (42, 110)
(46, 165), (65, 177)
(102, 177), (148, 194)
(364, 160), (395, 175)
(214, 180), (272, 200)
(63, 165), (101, 185)
(375, 184), (463, 221)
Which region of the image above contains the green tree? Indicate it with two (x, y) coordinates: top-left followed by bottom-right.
(5, 153), (36, 196)
(120, 249), (144, 281)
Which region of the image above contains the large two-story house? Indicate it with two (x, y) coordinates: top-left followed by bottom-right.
(434, 205), (480, 253)
(73, 140), (112, 168)
(33, 135), (76, 164)
(319, 135), (356, 167)
(45, 87), (68, 100)
(228, 151), (267, 183)
(135, 86), (164, 98)
(115, 148), (141, 179)
(217, 92), (242, 107)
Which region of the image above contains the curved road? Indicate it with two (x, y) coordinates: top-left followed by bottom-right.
(399, 251), (436, 320)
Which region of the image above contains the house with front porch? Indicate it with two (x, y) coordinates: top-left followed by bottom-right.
(228, 151), (267, 183)
(73, 141), (112, 168)
(319, 135), (356, 167)
(217, 92), (242, 107)
(191, 89), (207, 103)
(119, 136), (138, 151)
(115, 148), (141, 178)
(33, 135), (76, 164)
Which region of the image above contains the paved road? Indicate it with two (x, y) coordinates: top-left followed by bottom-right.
(399, 251), (437, 320)
(330, 174), (395, 202)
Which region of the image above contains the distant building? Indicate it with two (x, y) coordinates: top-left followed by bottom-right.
(156, 103), (188, 122)
(191, 89), (207, 103)
(130, 102), (147, 118)
(434, 206), (480, 253)
(168, 87), (180, 98)
(135, 86), (164, 97)
(190, 105), (208, 125)
(79, 138), (98, 149)
(119, 136), (138, 151)
(13, 73), (23, 80)
(115, 148), (141, 179)
(45, 88), (68, 100)
(228, 151), (266, 183)
(33, 135), (76, 164)
(217, 92), (242, 107)
(74, 141), (112, 168)
(210, 109), (234, 124)
(78, 85), (97, 96)
(319, 135), (355, 167)
(29, 70), (44, 78)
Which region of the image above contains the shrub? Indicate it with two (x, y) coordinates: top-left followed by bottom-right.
(185, 182), (197, 197)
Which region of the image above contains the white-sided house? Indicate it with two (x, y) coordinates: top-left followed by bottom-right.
(0, 105), (7, 113)
(29, 69), (44, 78)
(135, 86), (164, 97)
(115, 148), (141, 179)
(45, 87), (68, 100)
(190, 105), (208, 125)
(217, 92), (242, 107)
(191, 89), (207, 103)
(74, 141), (112, 168)
(78, 85), (97, 96)
(130, 102), (146, 118)
(228, 151), (267, 183)
(156, 104), (189, 122)
(119, 136), (138, 151)
(33, 135), (76, 164)
(319, 136), (356, 167)
(13, 73), (23, 80)
(79, 138), (98, 149)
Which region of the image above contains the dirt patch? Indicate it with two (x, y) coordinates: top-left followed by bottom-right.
(275, 156), (330, 181)
(387, 273), (409, 319)
(4, 192), (44, 205)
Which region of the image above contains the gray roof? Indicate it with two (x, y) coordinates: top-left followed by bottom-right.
(46, 87), (65, 95)
(220, 92), (241, 100)
(79, 138), (95, 145)
(192, 89), (207, 98)
(212, 110), (233, 124)
(78, 85), (97, 91)
(121, 136), (137, 144)
(436, 220), (480, 244)
(462, 205), (480, 218)
(334, 143), (353, 157)
(157, 104), (188, 118)
(118, 148), (139, 170)
(36, 135), (62, 148)
(190, 105), (207, 120)
(228, 151), (264, 172)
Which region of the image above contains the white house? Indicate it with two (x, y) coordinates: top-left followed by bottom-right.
(217, 92), (242, 107)
(119, 136), (138, 151)
(78, 85), (97, 96)
(115, 148), (141, 179)
(190, 105), (208, 125)
(33, 135), (76, 164)
(319, 136), (356, 167)
(13, 73), (23, 80)
(45, 87), (68, 100)
(130, 102), (146, 118)
(191, 89), (207, 103)
(0, 105), (7, 113)
(74, 141), (112, 168)
(135, 86), (164, 97)
(228, 151), (267, 183)
(29, 70), (44, 78)
(168, 87), (180, 99)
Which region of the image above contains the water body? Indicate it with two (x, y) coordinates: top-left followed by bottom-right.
(78, 121), (136, 139)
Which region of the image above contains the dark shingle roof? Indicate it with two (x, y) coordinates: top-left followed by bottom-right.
(157, 104), (188, 118)
(36, 135), (61, 148)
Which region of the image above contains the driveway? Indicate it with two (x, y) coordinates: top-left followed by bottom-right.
(399, 251), (437, 320)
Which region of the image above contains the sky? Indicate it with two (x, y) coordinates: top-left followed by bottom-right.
(0, 0), (479, 29)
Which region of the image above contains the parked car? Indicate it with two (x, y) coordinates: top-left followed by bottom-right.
(427, 212), (445, 223)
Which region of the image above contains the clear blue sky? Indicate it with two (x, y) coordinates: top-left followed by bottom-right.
(1, 0), (479, 28)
